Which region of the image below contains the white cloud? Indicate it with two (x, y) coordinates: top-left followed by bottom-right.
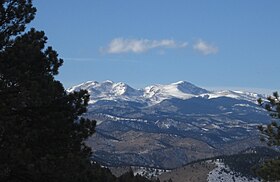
(101, 38), (188, 54)
(193, 39), (218, 55)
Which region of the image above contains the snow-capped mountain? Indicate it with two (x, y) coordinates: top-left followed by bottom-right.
(68, 80), (264, 105)
(68, 80), (143, 104)
(68, 80), (269, 168)
(202, 90), (264, 103)
(143, 81), (209, 104)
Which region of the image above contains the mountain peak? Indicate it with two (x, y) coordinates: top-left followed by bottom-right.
(172, 80), (189, 85)
(102, 80), (114, 84)
(170, 81), (209, 95)
(67, 80), (99, 92)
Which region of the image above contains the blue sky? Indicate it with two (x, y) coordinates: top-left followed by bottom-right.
(30, 0), (280, 93)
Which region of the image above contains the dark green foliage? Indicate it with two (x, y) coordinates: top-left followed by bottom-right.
(258, 93), (280, 146)
(222, 147), (280, 179)
(0, 0), (36, 50)
(255, 159), (280, 181)
(0, 1), (154, 181)
(257, 92), (280, 181)
(0, 1), (98, 181)
(177, 147), (279, 180)
(90, 163), (117, 182)
(117, 170), (153, 182)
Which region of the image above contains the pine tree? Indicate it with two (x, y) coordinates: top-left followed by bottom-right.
(0, 1), (101, 181)
(0, 0), (36, 50)
(0, 1), (155, 181)
(257, 92), (280, 181)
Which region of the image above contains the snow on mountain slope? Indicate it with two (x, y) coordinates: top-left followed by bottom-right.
(207, 160), (261, 182)
(67, 80), (264, 105)
(202, 90), (264, 104)
(143, 81), (208, 104)
(67, 80), (143, 104)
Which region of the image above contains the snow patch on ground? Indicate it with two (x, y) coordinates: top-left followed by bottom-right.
(207, 161), (261, 182)
(132, 166), (169, 179)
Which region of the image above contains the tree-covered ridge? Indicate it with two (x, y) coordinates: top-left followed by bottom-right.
(222, 147), (280, 179)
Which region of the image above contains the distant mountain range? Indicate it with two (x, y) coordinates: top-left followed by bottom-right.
(68, 80), (271, 169)
(68, 80), (264, 105)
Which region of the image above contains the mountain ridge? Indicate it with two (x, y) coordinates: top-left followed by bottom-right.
(68, 80), (270, 168)
(67, 80), (265, 105)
